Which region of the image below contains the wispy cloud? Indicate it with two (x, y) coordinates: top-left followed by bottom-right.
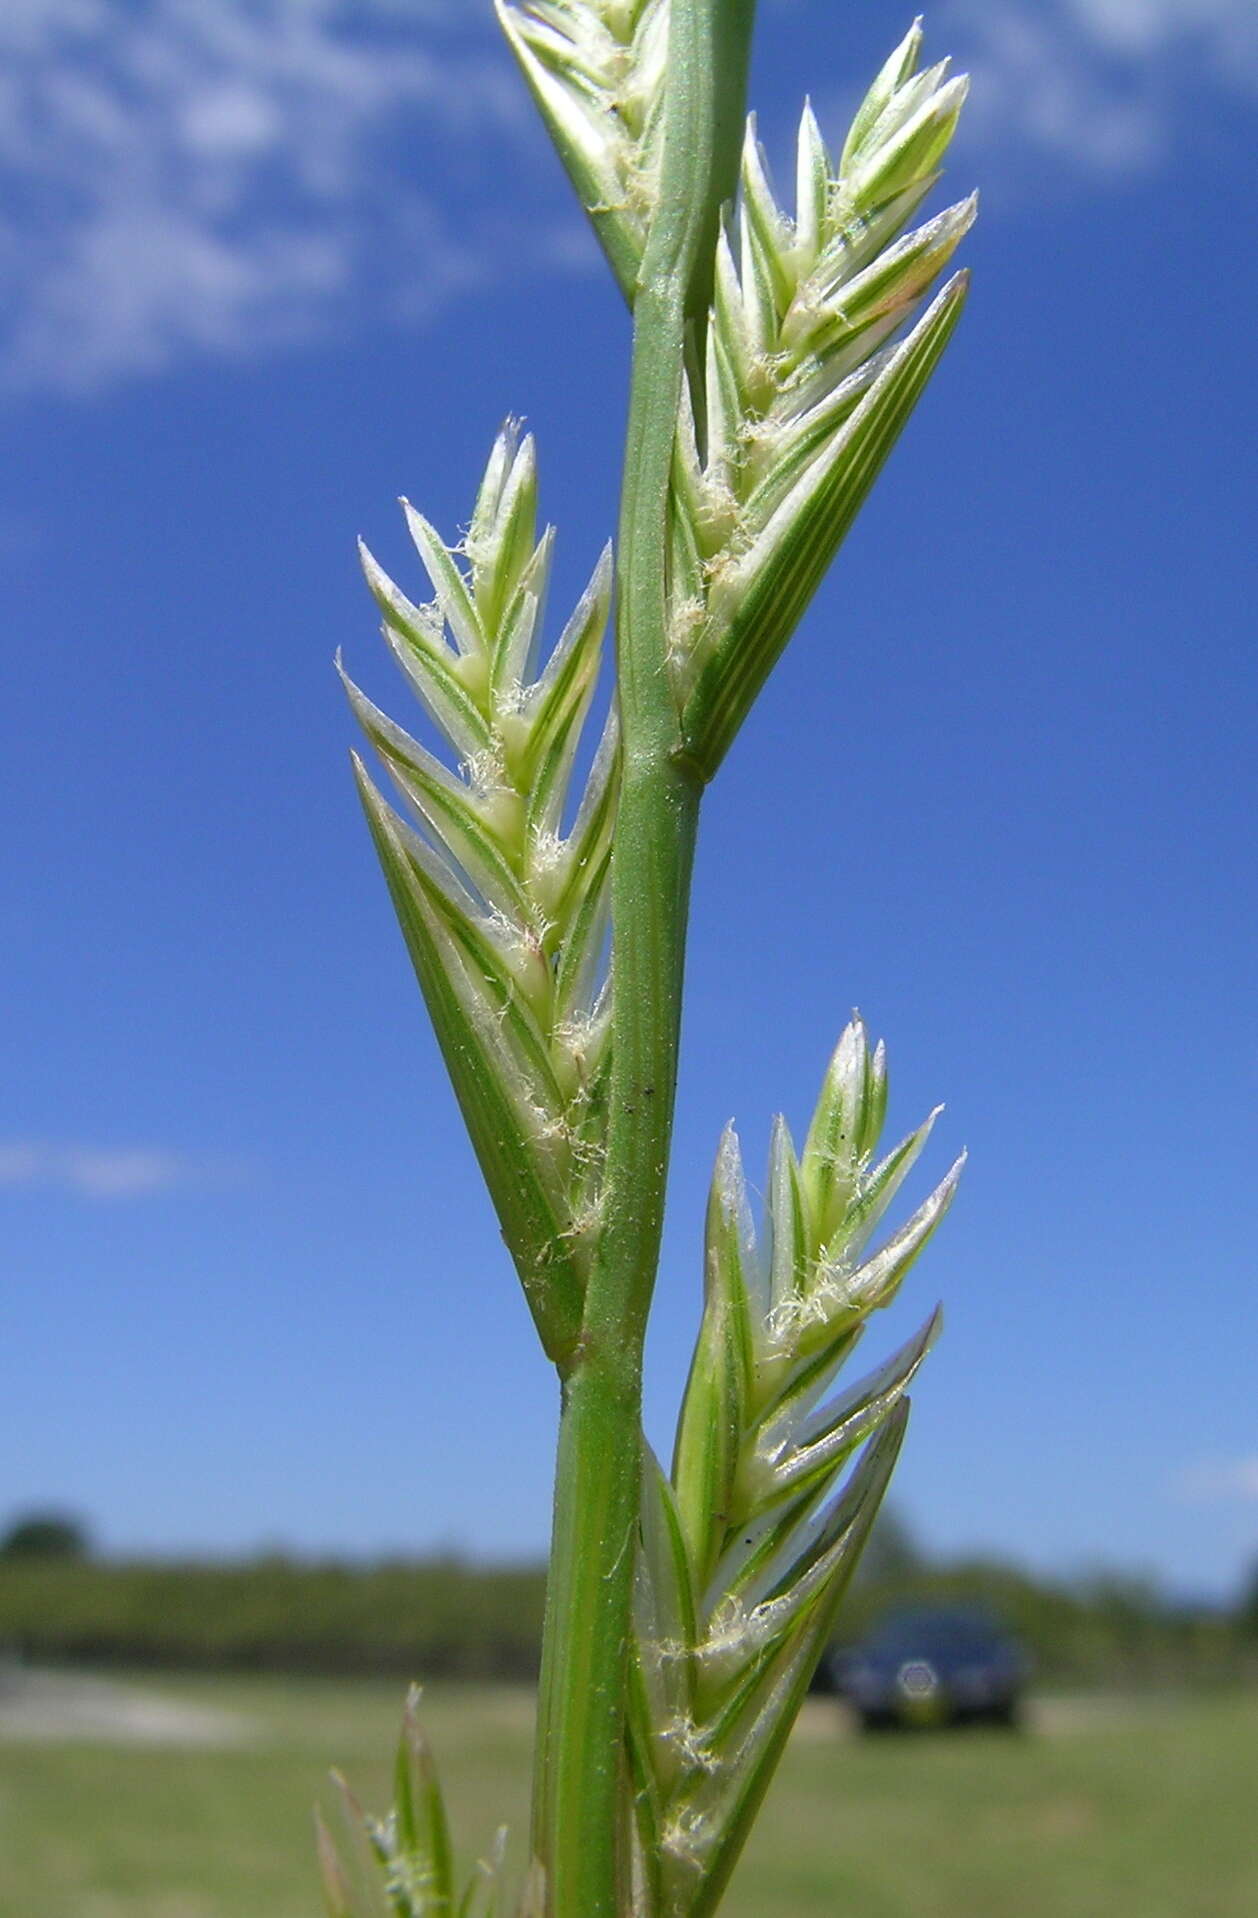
(942, 0), (1258, 181)
(1069, 0), (1258, 76)
(5, 2), (1254, 391)
(0, 1141), (240, 1198)
(0, 2), (524, 394)
(1171, 1456), (1258, 1505)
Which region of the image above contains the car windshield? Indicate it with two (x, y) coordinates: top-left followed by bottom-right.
(867, 1611), (1004, 1659)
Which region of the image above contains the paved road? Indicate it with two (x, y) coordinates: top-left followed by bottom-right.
(0, 1667), (254, 1747)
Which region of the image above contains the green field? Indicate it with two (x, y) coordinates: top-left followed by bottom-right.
(1, 1675), (1255, 1916)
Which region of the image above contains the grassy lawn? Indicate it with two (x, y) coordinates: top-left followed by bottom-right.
(1, 1676), (1255, 1916)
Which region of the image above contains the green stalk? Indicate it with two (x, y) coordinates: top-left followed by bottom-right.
(531, 4), (755, 1912)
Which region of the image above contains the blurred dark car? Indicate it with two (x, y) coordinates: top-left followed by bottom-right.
(832, 1605), (1029, 1730)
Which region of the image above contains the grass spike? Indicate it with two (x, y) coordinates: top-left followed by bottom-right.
(337, 9), (972, 1912)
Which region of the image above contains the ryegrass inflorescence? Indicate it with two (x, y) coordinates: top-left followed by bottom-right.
(323, 6), (973, 1913)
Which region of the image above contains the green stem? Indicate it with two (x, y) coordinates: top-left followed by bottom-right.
(532, 5), (755, 1914)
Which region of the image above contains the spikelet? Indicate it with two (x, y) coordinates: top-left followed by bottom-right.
(627, 1017), (962, 1910)
(345, 424), (618, 1368)
(496, 0), (669, 301)
(669, 23), (975, 777)
(317, 1689), (511, 1918)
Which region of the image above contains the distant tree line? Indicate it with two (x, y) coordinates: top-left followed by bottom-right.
(0, 1545), (546, 1680)
(2, 1508), (1255, 1687)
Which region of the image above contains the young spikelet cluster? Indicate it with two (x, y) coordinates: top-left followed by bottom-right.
(496, 0), (669, 301)
(316, 1688), (515, 1918)
(343, 423), (617, 1370)
(668, 22), (975, 777)
(626, 1017), (963, 1913)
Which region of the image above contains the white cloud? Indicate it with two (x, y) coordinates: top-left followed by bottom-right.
(0, 1141), (239, 1198)
(1067, 0), (1258, 75)
(946, 3), (1160, 174)
(5, 1), (1252, 386)
(1171, 1456), (1258, 1504)
(940, 0), (1258, 181)
(0, 1), (520, 393)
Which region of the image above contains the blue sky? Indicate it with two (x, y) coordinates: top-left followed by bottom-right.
(2, 0), (1255, 1601)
